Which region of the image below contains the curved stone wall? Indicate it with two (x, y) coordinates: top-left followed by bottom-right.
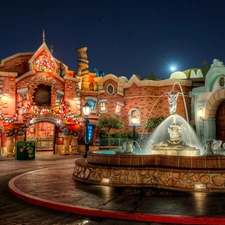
(73, 154), (225, 192)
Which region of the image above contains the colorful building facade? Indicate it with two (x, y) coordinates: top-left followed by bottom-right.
(1, 35), (225, 157)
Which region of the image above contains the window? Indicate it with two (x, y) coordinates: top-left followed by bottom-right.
(100, 102), (106, 111)
(107, 84), (114, 95)
(87, 99), (96, 110)
(115, 101), (124, 115)
(99, 99), (107, 114)
(115, 105), (121, 113)
(131, 110), (140, 124)
(34, 84), (51, 106)
(220, 76), (225, 87)
(56, 90), (64, 105)
(128, 108), (141, 126)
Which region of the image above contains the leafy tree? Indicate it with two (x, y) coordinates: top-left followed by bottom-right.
(145, 117), (166, 130)
(97, 117), (124, 148)
(202, 60), (209, 77)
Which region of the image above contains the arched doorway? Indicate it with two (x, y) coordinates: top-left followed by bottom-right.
(27, 117), (65, 154)
(26, 122), (55, 152)
(216, 100), (225, 143)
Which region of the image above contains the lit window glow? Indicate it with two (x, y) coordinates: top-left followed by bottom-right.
(100, 102), (106, 111)
(115, 105), (121, 113)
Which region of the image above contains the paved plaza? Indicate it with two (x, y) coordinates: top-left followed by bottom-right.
(1, 152), (225, 225)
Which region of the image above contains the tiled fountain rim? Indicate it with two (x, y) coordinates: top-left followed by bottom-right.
(88, 152), (225, 169)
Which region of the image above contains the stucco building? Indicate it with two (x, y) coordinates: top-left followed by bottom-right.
(1, 34), (225, 157)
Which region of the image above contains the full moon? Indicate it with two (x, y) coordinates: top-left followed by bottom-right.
(170, 66), (176, 71)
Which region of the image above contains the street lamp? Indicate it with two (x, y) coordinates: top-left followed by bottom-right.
(131, 116), (137, 141)
(82, 102), (91, 158)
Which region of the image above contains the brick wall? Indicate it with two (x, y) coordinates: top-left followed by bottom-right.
(99, 79), (192, 134)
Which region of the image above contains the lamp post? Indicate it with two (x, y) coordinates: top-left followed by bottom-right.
(131, 116), (137, 141)
(82, 102), (91, 158)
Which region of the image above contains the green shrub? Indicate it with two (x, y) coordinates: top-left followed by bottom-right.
(127, 131), (139, 139)
(121, 133), (128, 139)
(99, 129), (108, 137)
(145, 117), (166, 130)
(114, 132), (122, 138)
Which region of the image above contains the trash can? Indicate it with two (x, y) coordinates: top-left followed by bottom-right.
(16, 141), (35, 160)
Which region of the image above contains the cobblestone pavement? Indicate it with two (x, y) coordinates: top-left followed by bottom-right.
(0, 152), (170, 225)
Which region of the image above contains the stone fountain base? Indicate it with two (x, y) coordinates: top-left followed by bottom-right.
(151, 149), (200, 156)
(148, 142), (200, 156)
(73, 152), (225, 193)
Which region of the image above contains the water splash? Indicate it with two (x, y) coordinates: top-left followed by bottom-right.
(144, 114), (201, 155)
(133, 140), (142, 154)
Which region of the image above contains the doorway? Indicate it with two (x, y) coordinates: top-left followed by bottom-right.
(26, 122), (55, 152)
(216, 101), (225, 143)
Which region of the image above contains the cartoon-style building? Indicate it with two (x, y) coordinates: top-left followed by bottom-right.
(190, 59), (225, 143)
(1, 33), (225, 157)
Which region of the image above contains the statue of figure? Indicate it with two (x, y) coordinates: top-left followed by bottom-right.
(201, 139), (222, 155)
(211, 139), (222, 154)
(167, 124), (182, 144)
(168, 90), (180, 115)
(202, 140), (214, 155)
(123, 140), (135, 153)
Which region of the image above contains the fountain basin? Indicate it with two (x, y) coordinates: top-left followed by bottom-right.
(150, 148), (200, 156)
(73, 151), (225, 192)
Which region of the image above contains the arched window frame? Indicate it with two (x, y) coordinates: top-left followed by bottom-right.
(85, 97), (97, 113)
(128, 108), (142, 127)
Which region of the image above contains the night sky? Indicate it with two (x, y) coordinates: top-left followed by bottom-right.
(0, 0), (225, 80)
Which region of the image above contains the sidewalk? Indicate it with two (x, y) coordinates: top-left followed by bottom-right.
(6, 153), (225, 225)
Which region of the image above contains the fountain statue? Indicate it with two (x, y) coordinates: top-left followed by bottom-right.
(167, 123), (183, 145)
(168, 89), (180, 115)
(144, 84), (201, 156)
(122, 140), (135, 153)
(146, 114), (201, 156)
(201, 139), (225, 155)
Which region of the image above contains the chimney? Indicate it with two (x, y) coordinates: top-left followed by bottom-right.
(49, 45), (54, 54)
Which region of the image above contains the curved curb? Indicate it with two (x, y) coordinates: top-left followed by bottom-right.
(8, 172), (225, 224)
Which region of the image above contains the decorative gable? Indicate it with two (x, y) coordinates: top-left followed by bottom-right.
(33, 50), (55, 73)
(28, 42), (58, 74)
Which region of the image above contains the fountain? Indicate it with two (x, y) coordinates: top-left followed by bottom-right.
(146, 114), (201, 156)
(73, 82), (225, 192)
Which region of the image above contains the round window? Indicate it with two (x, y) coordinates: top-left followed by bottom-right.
(107, 84), (114, 94)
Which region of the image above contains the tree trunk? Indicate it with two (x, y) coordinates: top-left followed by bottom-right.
(108, 132), (111, 149)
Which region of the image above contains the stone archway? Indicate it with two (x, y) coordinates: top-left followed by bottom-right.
(204, 89), (225, 119)
(28, 116), (80, 155)
(201, 89), (225, 141)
